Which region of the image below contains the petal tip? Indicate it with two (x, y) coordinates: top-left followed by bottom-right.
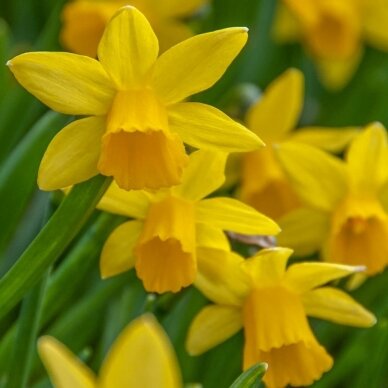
(6, 59), (11, 67)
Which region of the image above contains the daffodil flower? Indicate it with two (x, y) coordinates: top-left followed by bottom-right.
(276, 123), (388, 283)
(274, 0), (388, 89)
(38, 314), (182, 387)
(238, 68), (358, 219)
(98, 150), (280, 293)
(187, 247), (375, 388)
(61, 0), (208, 57)
(8, 6), (261, 191)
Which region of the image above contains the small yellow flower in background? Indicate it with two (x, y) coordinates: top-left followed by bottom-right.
(274, 0), (388, 89)
(276, 123), (388, 284)
(98, 150), (280, 293)
(238, 68), (358, 219)
(187, 247), (375, 388)
(8, 6), (261, 191)
(38, 314), (182, 387)
(61, 0), (207, 57)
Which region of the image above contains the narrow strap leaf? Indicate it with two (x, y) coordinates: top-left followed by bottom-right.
(0, 174), (111, 320)
(229, 363), (268, 388)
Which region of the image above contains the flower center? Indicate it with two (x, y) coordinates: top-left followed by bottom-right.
(98, 89), (188, 190)
(135, 195), (196, 293)
(242, 286), (332, 386)
(327, 197), (388, 274)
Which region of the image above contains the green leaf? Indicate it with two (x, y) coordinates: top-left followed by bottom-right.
(0, 174), (111, 321)
(229, 363), (267, 388)
(0, 111), (67, 257)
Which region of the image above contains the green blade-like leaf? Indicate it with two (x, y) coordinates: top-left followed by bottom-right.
(0, 174), (110, 321)
(229, 363), (267, 388)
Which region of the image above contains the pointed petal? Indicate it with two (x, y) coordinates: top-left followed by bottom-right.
(278, 207), (330, 256)
(241, 247), (292, 286)
(100, 315), (182, 388)
(303, 287), (376, 327)
(316, 51), (362, 91)
(196, 248), (249, 305)
(38, 117), (104, 191)
(285, 262), (365, 293)
(275, 142), (347, 211)
(97, 182), (151, 219)
(156, 0), (207, 17)
(100, 220), (143, 279)
(98, 6), (159, 89)
(246, 68), (303, 140)
(154, 22), (193, 53)
(152, 27), (248, 104)
(38, 336), (96, 388)
(172, 150), (226, 201)
(186, 305), (242, 356)
(196, 197), (280, 235)
(290, 127), (360, 152)
(196, 223), (230, 251)
(346, 122), (388, 196)
(363, 2), (388, 52)
(8, 52), (114, 115)
(168, 102), (263, 152)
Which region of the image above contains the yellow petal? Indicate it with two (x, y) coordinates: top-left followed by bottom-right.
(363, 0), (388, 52)
(97, 6), (158, 89)
(257, 339), (333, 387)
(196, 197), (280, 235)
(8, 52), (114, 115)
(346, 122), (388, 197)
(196, 223), (230, 251)
(60, 1), (122, 58)
(100, 314), (182, 388)
(278, 207), (330, 256)
(153, 21), (193, 53)
(196, 248), (249, 305)
(272, 3), (301, 43)
(246, 68), (303, 141)
(97, 182), (151, 219)
(275, 141), (347, 211)
(172, 150), (226, 202)
(241, 247), (292, 287)
(155, 0), (207, 17)
(315, 50), (362, 91)
(302, 287), (376, 327)
(100, 220), (143, 279)
(290, 126), (360, 152)
(186, 305), (242, 356)
(168, 102), (263, 152)
(152, 27), (248, 104)
(284, 262), (365, 293)
(38, 117), (105, 191)
(135, 196), (196, 293)
(239, 148), (300, 219)
(38, 336), (96, 388)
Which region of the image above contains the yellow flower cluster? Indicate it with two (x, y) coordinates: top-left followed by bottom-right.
(7, 3), (383, 388)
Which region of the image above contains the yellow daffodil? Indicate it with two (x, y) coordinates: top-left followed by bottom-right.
(98, 150), (280, 293)
(61, 0), (207, 57)
(276, 123), (388, 282)
(8, 6), (261, 191)
(38, 314), (182, 387)
(187, 247), (375, 388)
(238, 68), (358, 219)
(274, 0), (388, 89)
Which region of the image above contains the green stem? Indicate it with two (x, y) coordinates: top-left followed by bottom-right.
(7, 271), (49, 388)
(0, 175), (111, 321)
